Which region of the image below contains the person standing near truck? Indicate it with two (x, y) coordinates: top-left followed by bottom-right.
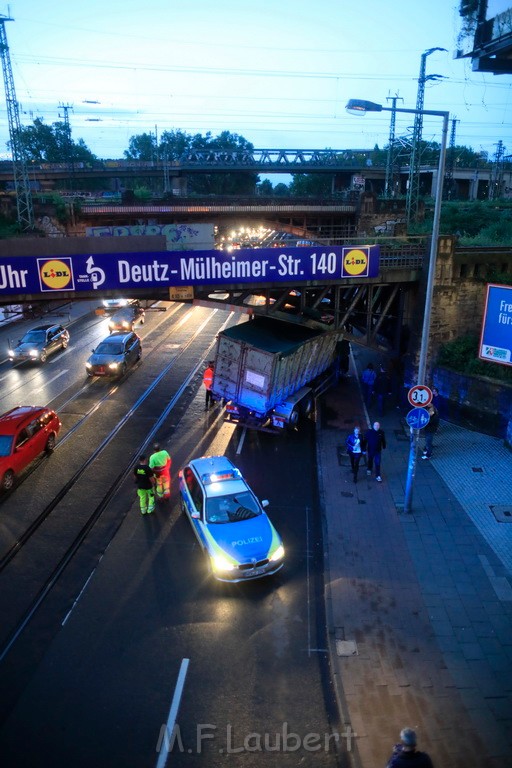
(149, 442), (171, 501)
(203, 361), (215, 410)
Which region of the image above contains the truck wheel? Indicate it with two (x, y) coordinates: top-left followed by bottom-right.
(288, 408), (299, 428)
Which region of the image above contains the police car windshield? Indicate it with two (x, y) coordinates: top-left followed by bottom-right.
(206, 491), (261, 524)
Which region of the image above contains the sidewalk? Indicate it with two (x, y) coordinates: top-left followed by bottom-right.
(318, 355), (512, 768)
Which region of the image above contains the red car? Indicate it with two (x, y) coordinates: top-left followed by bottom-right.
(0, 406), (62, 492)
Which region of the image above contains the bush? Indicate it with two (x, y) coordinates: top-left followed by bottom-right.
(437, 335), (512, 383)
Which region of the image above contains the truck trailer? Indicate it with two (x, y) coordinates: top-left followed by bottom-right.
(211, 317), (341, 432)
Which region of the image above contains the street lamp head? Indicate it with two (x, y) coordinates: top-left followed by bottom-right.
(345, 99), (383, 115)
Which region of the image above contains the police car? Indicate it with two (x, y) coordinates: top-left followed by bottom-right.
(179, 455), (284, 582)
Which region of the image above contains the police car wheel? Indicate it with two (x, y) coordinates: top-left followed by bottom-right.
(303, 397), (313, 416)
(45, 434), (56, 454)
(62, 338), (68, 350)
(40, 351), (47, 363)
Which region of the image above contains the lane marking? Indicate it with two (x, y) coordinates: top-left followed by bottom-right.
(155, 658), (190, 768)
(32, 369), (69, 393)
(236, 427), (247, 455)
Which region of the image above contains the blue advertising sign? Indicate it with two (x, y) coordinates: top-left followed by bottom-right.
(479, 283), (512, 367)
(406, 407), (431, 430)
(0, 245), (380, 297)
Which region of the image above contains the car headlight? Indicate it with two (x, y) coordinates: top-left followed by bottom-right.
(85, 362), (92, 369)
(270, 544), (285, 562)
(29, 349), (39, 358)
(211, 553), (236, 572)
(8, 350), (14, 357)
(108, 362), (119, 370)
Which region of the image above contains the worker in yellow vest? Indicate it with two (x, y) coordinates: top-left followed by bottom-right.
(149, 442), (171, 501)
(203, 361), (214, 410)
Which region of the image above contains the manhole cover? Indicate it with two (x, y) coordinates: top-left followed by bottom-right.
(490, 505), (512, 523)
(336, 640), (358, 657)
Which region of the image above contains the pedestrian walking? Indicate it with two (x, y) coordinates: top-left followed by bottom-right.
(133, 455), (155, 515)
(149, 442), (172, 501)
(364, 420), (386, 481)
(345, 426), (365, 483)
(385, 727), (434, 767)
(374, 365), (391, 416)
(361, 363), (376, 405)
(203, 361), (215, 409)
(421, 404), (440, 459)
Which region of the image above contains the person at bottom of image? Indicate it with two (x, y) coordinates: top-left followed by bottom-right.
(385, 727), (434, 767)
(149, 442), (172, 500)
(133, 455), (155, 515)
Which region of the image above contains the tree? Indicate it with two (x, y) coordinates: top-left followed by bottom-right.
(124, 132), (157, 160)
(125, 128), (259, 195)
(289, 173), (332, 197)
(16, 118), (97, 165)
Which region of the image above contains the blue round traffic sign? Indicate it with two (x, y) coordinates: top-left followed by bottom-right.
(406, 407), (431, 430)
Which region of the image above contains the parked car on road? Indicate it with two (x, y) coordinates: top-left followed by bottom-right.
(85, 331), (142, 379)
(0, 406), (62, 492)
(108, 305), (145, 332)
(178, 455), (284, 582)
(8, 324), (70, 364)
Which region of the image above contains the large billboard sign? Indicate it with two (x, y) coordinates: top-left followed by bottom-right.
(479, 283), (512, 367)
(0, 245), (380, 297)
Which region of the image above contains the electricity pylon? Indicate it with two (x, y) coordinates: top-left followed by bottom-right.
(0, 13), (34, 230)
(406, 47), (446, 225)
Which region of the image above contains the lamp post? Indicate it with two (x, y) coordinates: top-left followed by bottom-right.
(346, 99), (449, 513)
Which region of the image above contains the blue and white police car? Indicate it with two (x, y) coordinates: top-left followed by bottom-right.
(178, 455), (284, 582)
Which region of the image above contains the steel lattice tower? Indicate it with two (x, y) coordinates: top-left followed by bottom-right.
(406, 47), (446, 225)
(489, 140), (506, 200)
(444, 118), (459, 200)
(0, 14), (34, 230)
(384, 95), (403, 197)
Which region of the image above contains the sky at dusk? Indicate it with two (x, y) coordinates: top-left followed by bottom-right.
(0, 0), (511, 162)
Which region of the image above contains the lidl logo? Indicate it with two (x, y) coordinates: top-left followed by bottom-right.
(342, 248), (369, 277)
(37, 258), (74, 291)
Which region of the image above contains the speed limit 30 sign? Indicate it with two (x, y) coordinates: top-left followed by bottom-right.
(407, 385), (433, 407)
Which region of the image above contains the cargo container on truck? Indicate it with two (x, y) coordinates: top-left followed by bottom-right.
(211, 317), (340, 432)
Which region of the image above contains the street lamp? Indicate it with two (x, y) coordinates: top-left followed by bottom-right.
(346, 98), (449, 513)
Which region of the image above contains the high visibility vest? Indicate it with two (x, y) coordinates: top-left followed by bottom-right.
(149, 450), (171, 474)
(203, 367), (214, 390)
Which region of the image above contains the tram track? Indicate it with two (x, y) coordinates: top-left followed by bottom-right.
(0, 306), (234, 665)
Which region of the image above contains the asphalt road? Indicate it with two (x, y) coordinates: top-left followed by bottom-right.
(0, 303), (341, 768)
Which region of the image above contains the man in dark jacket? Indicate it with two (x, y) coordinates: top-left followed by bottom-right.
(421, 404), (440, 459)
(364, 421), (386, 482)
(133, 455), (155, 515)
(386, 727), (434, 767)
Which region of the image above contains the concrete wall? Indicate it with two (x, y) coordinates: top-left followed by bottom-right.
(432, 365), (512, 446)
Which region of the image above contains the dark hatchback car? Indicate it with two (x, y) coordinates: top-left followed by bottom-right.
(85, 331), (142, 379)
(0, 406), (62, 492)
(107, 304), (145, 332)
(8, 324), (70, 364)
